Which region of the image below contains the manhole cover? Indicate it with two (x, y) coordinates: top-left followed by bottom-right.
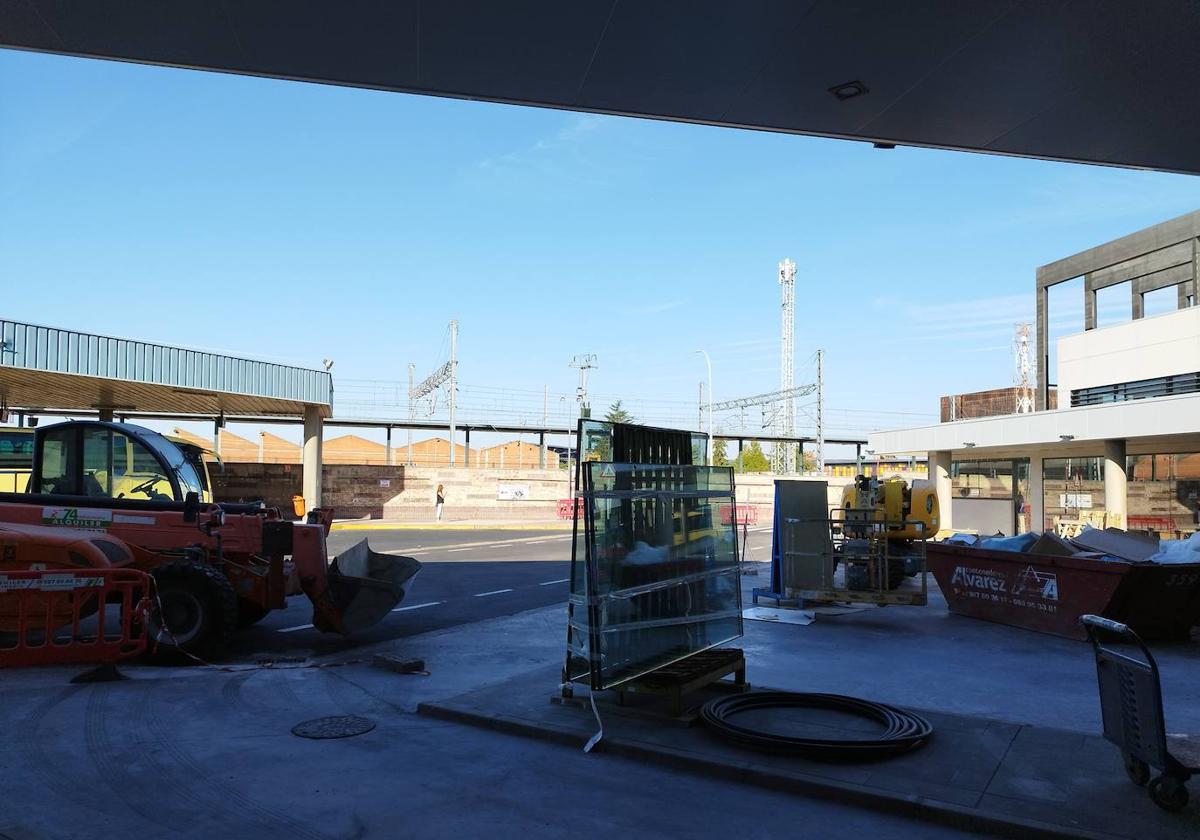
(291, 715), (376, 740)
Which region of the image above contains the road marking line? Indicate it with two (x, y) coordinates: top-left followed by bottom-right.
(277, 623), (314, 633)
(447, 547), (475, 552)
(473, 588), (514, 597)
(491, 544), (513, 548)
(376, 533), (573, 553)
(418, 557), (569, 564)
(392, 601), (442, 612)
(539, 578), (570, 586)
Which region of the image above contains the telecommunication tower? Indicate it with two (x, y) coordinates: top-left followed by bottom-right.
(1013, 323), (1034, 414)
(774, 258), (797, 473)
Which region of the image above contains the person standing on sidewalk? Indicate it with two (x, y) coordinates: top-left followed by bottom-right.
(435, 484), (445, 522)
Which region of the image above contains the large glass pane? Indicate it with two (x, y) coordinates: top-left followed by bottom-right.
(1042, 456), (1104, 530)
(581, 462), (741, 690)
(580, 420), (614, 464)
(111, 431), (173, 501)
(1014, 459), (1031, 534)
(951, 459), (1016, 500)
(0, 430), (34, 467)
(81, 427), (113, 497)
(1127, 453), (1200, 533)
(38, 427), (74, 494)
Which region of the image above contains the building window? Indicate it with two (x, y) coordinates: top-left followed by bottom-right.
(1043, 456), (1104, 530)
(951, 459), (1031, 535)
(951, 460), (1016, 500)
(1126, 453), (1200, 533)
(1071, 372), (1200, 406)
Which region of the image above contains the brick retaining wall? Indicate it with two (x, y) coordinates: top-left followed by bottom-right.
(212, 463), (885, 523)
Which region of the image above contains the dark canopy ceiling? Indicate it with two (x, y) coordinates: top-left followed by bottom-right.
(3, 1), (1199, 174)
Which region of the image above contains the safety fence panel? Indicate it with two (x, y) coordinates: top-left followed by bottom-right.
(720, 504), (758, 526)
(557, 498), (584, 519)
(0, 569), (152, 667)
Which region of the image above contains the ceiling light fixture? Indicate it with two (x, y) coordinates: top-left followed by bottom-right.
(828, 80), (869, 101)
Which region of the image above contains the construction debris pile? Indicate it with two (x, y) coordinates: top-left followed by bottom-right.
(943, 527), (1200, 565)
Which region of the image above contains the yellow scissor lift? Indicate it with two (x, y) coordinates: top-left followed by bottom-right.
(777, 507), (930, 607)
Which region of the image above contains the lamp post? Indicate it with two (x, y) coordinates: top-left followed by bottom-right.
(694, 350), (713, 466)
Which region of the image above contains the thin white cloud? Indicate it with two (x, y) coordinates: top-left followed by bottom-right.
(472, 113), (612, 184)
(625, 299), (685, 316)
(875, 292), (1034, 345)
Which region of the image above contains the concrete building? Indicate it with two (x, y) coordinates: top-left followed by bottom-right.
(479, 440), (559, 470)
(872, 210), (1200, 537)
(940, 387), (1056, 422)
(324, 434), (389, 465)
(398, 437), (476, 468)
(171, 427), (301, 464)
(824, 458), (925, 479)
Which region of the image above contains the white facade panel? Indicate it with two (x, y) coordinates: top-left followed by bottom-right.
(869, 392), (1200, 455)
(1057, 307), (1200, 398)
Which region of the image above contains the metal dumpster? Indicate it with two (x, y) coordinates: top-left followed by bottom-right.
(927, 543), (1200, 640)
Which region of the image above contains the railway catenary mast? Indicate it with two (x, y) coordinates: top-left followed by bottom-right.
(774, 258), (797, 473)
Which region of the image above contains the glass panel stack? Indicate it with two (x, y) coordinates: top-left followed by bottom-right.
(566, 460), (742, 691)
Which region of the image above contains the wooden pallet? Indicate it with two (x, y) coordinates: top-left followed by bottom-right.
(615, 648), (747, 714)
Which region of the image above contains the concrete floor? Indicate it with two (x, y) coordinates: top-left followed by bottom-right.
(1, 599), (971, 840)
(743, 580), (1200, 734)
(3, 524), (1197, 838)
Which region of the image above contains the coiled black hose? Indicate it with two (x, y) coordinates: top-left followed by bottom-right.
(700, 691), (933, 760)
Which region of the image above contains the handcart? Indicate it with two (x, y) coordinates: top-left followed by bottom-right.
(1081, 614), (1199, 812)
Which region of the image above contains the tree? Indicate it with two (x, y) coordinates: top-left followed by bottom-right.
(604, 400), (635, 424)
(712, 438), (730, 467)
(734, 441), (770, 473)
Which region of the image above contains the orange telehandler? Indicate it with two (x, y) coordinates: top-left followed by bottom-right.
(0, 420), (419, 659)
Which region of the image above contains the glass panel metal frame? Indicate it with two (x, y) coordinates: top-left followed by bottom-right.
(574, 461), (742, 691)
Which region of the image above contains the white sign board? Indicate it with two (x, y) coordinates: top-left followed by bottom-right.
(498, 484), (530, 501)
(1059, 493), (1093, 509)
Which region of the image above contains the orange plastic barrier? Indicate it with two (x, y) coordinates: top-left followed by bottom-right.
(720, 504), (758, 526)
(0, 569), (152, 667)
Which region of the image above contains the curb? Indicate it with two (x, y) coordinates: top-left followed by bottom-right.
(416, 701), (1119, 840)
(330, 522), (572, 532)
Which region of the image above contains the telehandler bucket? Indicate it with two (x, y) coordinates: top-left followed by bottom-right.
(321, 540), (422, 634)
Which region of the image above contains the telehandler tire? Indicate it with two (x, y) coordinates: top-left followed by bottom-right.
(147, 560), (237, 662)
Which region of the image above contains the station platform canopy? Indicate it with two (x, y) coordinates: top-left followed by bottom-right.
(0, 318), (333, 418)
(2, 2), (1199, 175)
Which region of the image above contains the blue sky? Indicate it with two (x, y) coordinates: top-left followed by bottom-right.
(2, 49), (1199, 450)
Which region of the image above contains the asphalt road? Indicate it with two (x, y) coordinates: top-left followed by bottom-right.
(230, 525), (774, 660)
(232, 529), (575, 659)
